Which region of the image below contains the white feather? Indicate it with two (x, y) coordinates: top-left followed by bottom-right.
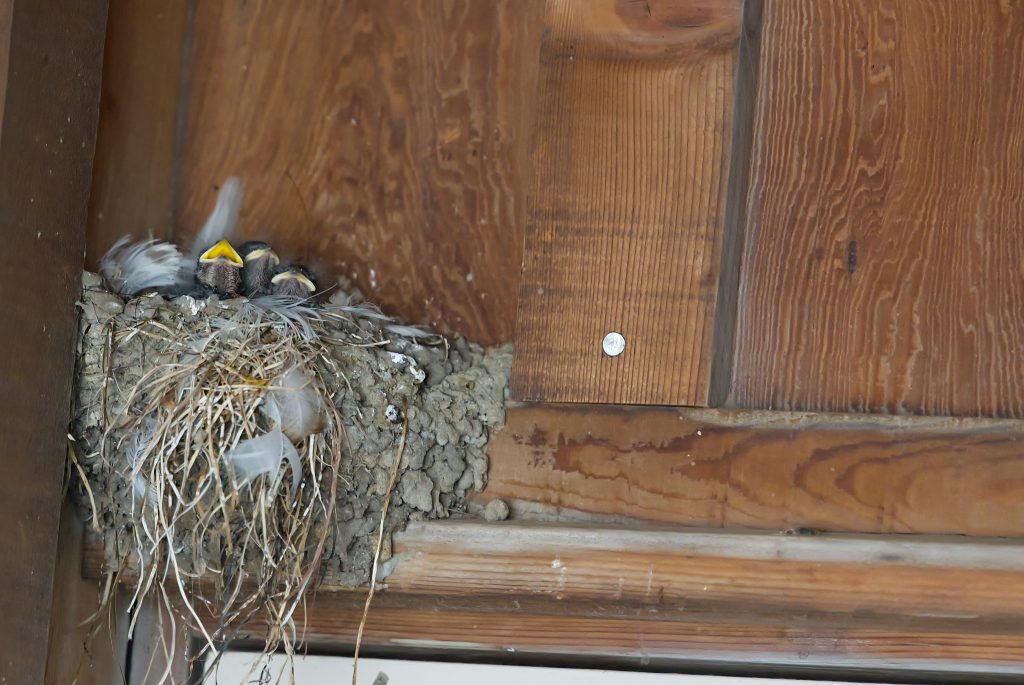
(190, 176), (245, 258)
(99, 236), (189, 296)
(125, 427), (159, 512)
(264, 366), (324, 442)
(243, 296), (321, 340)
(224, 426), (301, 498)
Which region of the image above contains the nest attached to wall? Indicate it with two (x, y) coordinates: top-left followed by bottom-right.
(71, 272), (510, 679)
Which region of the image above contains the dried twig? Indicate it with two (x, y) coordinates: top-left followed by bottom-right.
(352, 405), (408, 685)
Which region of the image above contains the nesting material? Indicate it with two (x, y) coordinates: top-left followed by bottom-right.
(71, 271), (510, 665)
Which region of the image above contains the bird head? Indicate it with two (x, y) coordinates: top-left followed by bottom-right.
(196, 239), (244, 297)
(271, 264), (318, 298)
(238, 240), (280, 268)
(198, 239), (244, 268)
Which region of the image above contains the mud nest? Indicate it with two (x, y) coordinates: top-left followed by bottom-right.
(70, 272), (510, 673)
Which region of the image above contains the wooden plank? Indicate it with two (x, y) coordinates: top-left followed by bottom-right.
(291, 599), (1024, 679)
(479, 403), (1024, 536)
(511, 0), (744, 405)
(82, 521), (1024, 678)
(85, 0), (191, 265)
(252, 522), (1024, 679)
(174, 0), (543, 344)
(733, 0), (1024, 417)
(126, 597), (191, 685)
(0, 0), (12, 129)
(0, 0), (107, 682)
(45, 506), (128, 685)
(385, 522), (1024, 619)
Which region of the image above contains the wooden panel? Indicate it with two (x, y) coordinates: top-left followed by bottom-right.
(82, 521), (1024, 678)
(293, 597), (1024, 679)
(45, 506), (127, 685)
(511, 0), (744, 405)
(385, 522), (1024, 619)
(478, 403), (1024, 536)
(0, 0), (107, 682)
(733, 0), (1024, 417)
(0, 0), (12, 130)
(175, 1), (543, 344)
(85, 0), (190, 265)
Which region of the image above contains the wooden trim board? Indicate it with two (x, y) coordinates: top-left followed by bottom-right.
(479, 403), (1024, 536)
(512, 0), (748, 405)
(82, 521), (1024, 678)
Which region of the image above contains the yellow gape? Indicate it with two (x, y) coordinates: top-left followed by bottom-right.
(199, 239), (243, 266)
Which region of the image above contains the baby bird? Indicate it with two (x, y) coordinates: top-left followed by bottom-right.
(270, 264), (317, 300)
(238, 240), (280, 297)
(196, 239), (244, 297)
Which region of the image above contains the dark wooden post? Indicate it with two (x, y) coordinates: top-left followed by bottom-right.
(0, 0), (107, 682)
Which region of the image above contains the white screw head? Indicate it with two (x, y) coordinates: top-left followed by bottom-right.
(602, 331), (626, 357)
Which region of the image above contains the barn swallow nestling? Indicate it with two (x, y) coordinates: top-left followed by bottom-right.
(238, 241), (280, 297)
(270, 264), (318, 300)
(196, 239), (244, 297)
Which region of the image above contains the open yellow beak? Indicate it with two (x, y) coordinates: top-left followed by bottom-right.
(199, 239), (243, 266)
(271, 271), (316, 292)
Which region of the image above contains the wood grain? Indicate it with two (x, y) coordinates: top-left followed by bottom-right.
(511, 0), (743, 405)
(479, 403), (1024, 536)
(0, 0), (107, 682)
(385, 521), (1024, 619)
(175, 1), (543, 344)
(291, 600), (1024, 679)
(45, 506), (127, 685)
(733, 0), (1024, 417)
(0, 0), (12, 129)
(81, 521), (1024, 678)
(85, 0), (190, 265)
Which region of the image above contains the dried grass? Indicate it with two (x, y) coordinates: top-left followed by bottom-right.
(76, 296), (406, 681)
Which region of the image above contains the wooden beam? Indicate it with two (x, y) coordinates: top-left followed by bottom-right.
(271, 522), (1024, 678)
(511, 0), (746, 405)
(0, 1), (107, 682)
(479, 403), (1024, 536)
(385, 521), (1024, 619)
(45, 506), (128, 685)
(81, 520), (1024, 678)
(732, 0), (1024, 417)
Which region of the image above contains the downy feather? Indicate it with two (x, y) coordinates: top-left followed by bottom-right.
(265, 366), (325, 442)
(99, 236), (189, 297)
(223, 427), (302, 498)
(190, 176), (245, 258)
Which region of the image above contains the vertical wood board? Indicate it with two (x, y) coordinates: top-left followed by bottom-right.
(733, 0), (1024, 417)
(512, 0), (744, 405)
(0, 0), (107, 681)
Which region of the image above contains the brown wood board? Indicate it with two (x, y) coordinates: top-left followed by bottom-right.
(81, 521), (1024, 678)
(385, 522), (1024, 620)
(45, 506), (128, 685)
(293, 600), (1024, 679)
(0, 0), (107, 681)
(85, 0), (191, 265)
(174, 1), (543, 344)
(479, 403), (1024, 536)
(511, 0), (744, 405)
(732, 0), (1024, 417)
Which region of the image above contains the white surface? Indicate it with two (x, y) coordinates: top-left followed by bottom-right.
(602, 331), (626, 356)
(207, 652), (879, 684)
